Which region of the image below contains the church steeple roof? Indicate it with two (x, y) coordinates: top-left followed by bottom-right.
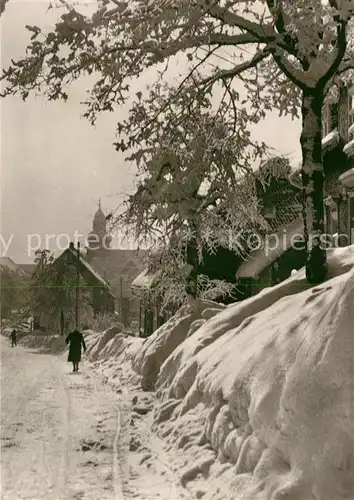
(93, 198), (106, 228)
(87, 199), (112, 251)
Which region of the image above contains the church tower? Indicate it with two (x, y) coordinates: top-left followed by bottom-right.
(87, 200), (112, 253)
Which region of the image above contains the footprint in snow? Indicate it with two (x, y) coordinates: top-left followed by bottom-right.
(2, 441), (16, 448)
(79, 439), (109, 452)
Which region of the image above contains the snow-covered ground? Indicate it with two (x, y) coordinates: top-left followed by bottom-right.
(0, 331), (189, 500)
(2, 246), (354, 500)
(131, 246), (354, 500)
(0, 337), (125, 500)
(83, 329), (190, 500)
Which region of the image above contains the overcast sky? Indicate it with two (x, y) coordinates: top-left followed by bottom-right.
(0, 0), (302, 263)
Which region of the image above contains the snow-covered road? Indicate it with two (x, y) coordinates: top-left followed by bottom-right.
(0, 338), (124, 500)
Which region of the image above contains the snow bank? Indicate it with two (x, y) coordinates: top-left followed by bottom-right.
(132, 299), (226, 390)
(86, 325), (124, 361)
(154, 247), (354, 398)
(20, 333), (67, 353)
(83, 328), (144, 396)
(150, 246), (354, 499)
(85, 327), (142, 365)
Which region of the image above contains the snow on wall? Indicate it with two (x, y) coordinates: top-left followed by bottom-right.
(149, 247), (354, 499)
(322, 129), (340, 150)
(235, 217), (304, 278)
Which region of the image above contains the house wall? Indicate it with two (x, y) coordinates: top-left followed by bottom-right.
(51, 248), (115, 331)
(322, 147), (348, 244)
(322, 84), (354, 246)
(86, 248), (145, 327)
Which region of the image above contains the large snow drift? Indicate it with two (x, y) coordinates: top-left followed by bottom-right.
(132, 299), (226, 390)
(134, 246), (354, 392)
(141, 246), (354, 499)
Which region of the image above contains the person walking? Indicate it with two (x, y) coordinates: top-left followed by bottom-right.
(10, 329), (17, 347)
(65, 329), (86, 373)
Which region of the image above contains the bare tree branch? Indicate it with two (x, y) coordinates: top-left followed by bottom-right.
(207, 4), (274, 40)
(318, 20), (347, 88)
(272, 51), (311, 90)
(140, 32), (273, 62)
(199, 46), (273, 87)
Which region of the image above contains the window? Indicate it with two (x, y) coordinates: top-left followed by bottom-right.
(349, 101), (354, 129)
(322, 104), (331, 136)
(263, 205), (276, 219)
(323, 101), (339, 137)
(348, 93), (354, 129)
(330, 102), (339, 130)
(324, 197), (338, 236)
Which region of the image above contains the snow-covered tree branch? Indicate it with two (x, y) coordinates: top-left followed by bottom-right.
(1, 0), (353, 283)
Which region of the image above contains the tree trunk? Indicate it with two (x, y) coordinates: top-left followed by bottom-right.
(186, 223), (199, 299)
(186, 239), (198, 299)
(300, 90), (327, 284)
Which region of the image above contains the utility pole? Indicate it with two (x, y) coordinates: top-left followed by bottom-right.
(75, 242), (80, 329)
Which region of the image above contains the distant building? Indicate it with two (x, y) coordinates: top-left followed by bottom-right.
(17, 263), (37, 276)
(85, 201), (146, 328)
(0, 257), (24, 274)
(131, 246), (244, 338)
(44, 242), (115, 332)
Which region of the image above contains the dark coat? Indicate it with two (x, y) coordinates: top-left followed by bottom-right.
(66, 330), (86, 362)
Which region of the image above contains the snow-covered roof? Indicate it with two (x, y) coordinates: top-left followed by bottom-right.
(236, 217), (304, 279)
(349, 123), (354, 138)
(339, 167), (354, 188)
(18, 263), (36, 275)
(63, 248), (113, 296)
(0, 257), (21, 272)
(343, 138), (354, 158)
(131, 267), (160, 291)
(87, 249), (146, 297)
(78, 253), (109, 285)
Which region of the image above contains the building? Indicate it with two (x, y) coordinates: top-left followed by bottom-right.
(17, 263), (37, 276)
(236, 82), (354, 296)
(321, 82), (354, 243)
(49, 242), (115, 332)
(131, 265), (164, 337)
(131, 159), (306, 336)
(0, 256), (24, 274)
(85, 201), (146, 328)
(236, 161), (306, 298)
(131, 245), (245, 337)
(132, 84), (354, 334)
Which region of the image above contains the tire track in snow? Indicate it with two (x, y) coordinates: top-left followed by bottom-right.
(84, 366), (126, 500)
(50, 357), (73, 500)
(1, 358), (71, 499)
(90, 360), (190, 500)
(0, 364), (51, 438)
(115, 367), (186, 500)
